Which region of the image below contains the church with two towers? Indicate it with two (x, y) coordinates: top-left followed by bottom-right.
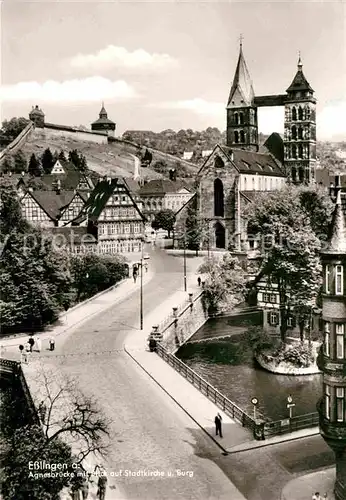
(196, 42), (317, 251)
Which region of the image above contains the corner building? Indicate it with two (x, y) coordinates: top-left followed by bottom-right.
(318, 185), (346, 500)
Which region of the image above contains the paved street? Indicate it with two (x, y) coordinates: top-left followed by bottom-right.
(8, 247), (336, 500)
(37, 248), (246, 500)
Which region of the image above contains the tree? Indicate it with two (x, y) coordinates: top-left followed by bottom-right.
(41, 147), (54, 174)
(28, 153), (43, 177)
(1, 156), (13, 173)
(58, 150), (67, 162)
(13, 149), (27, 173)
(32, 366), (110, 463)
(0, 181), (72, 333)
(0, 117), (29, 147)
(198, 254), (246, 315)
(152, 209), (176, 237)
(68, 149), (88, 172)
(184, 194), (206, 254)
(245, 185), (332, 342)
(151, 159), (168, 175)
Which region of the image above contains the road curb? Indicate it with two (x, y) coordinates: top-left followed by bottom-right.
(225, 429), (320, 454)
(124, 345), (228, 455)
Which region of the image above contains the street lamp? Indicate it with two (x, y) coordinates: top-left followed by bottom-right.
(183, 233), (187, 292)
(140, 237), (144, 330)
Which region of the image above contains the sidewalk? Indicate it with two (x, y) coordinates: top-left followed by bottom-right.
(0, 270), (154, 359)
(281, 468), (335, 500)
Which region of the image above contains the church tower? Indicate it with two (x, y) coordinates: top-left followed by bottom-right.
(317, 179), (346, 500)
(284, 55), (316, 184)
(226, 42), (258, 151)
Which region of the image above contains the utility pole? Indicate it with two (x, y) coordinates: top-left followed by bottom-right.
(140, 237), (144, 330)
(183, 233), (187, 292)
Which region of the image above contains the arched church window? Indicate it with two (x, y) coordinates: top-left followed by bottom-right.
(239, 112), (244, 125)
(240, 130), (245, 143)
(305, 106), (311, 119)
(214, 156), (224, 169)
(214, 178), (224, 217)
(234, 131), (239, 144)
(298, 127), (303, 140)
(292, 107), (297, 121)
(298, 144), (303, 158)
(292, 167), (297, 182)
(292, 126), (297, 140)
(234, 113), (239, 125)
(292, 145), (297, 159)
(298, 168), (304, 182)
(298, 106), (304, 121)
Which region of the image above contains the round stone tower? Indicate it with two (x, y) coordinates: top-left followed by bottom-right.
(317, 178), (346, 500)
(29, 105), (45, 128)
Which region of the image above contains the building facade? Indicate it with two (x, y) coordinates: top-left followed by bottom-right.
(317, 184), (346, 500)
(77, 177), (145, 254)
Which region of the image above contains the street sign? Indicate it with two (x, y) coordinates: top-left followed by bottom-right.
(287, 403), (296, 408)
(251, 397), (258, 406)
(287, 395), (293, 403)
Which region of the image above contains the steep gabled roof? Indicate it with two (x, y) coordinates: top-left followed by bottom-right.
(322, 189), (346, 255)
(220, 146), (285, 177)
(227, 45), (255, 108)
(25, 190), (77, 220)
(286, 56), (314, 93)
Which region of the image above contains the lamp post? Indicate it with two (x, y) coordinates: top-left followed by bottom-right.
(140, 238), (144, 330)
(183, 233), (187, 292)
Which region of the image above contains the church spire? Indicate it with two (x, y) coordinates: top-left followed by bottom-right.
(297, 51), (303, 71)
(227, 41), (255, 108)
(99, 102), (107, 118)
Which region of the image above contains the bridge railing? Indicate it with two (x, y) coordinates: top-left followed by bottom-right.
(156, 343), (258, 434)
(264, 412), (319, 438)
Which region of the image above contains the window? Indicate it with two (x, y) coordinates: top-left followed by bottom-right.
(270, 312), (278, 326)
(240, 130), (245, 143)
(122, 196), (126, 202)
(298, 127), (303, 140)
(292, 145), (297, 159)
(336, 324), (344, 359)
(234, 113), (239, 125)
(298, 144), (303, 159)
(234, 131), (239, 144)
(325, 385), (331, 420)
(214, 156), (224, 169)
(244, 177), (247, 190)
(292, 107), (297, 121)
(324, 322), (330, 356)
(292, 126), (297, 140)
(336, 387), (345, 422)
(298, 106), (304, 121)
(270, 294), (277, 303)
(336, 265), (343, 295)
(134, 223), (141, 234)
(263, 293), (271, 303)
(325, 265), (331, 294)
(124, 224), (130, 233)
(214, 178), (224, 217)
(239, 112), (244, 125)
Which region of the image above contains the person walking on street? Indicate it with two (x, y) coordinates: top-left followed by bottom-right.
(97, 469), (107, 500)
(312, 493), (321, 500)
(49, 338), (55, 351)
(214, 413), (223, 438)
(197, 276), (201, 287)
(28, 337), (35, 352)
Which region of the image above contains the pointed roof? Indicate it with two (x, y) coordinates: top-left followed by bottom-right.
(286, 55), (314, 93)
(227, 45), (255, 108)
(322, 189), (346, 255)
(99, 102), (107, 118)
(92, 103), (115, 126)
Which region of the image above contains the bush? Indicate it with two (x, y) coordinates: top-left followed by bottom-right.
(263, 342), (314, 368)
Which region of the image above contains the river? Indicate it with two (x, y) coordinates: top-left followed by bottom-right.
(176, 314), (322, 422)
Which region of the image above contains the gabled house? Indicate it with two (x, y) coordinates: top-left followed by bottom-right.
(73, 177), (145, 254)
(139, 179), (194, 223)
(20, 188), (88, 228)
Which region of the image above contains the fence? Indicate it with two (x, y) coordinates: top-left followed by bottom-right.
(156, 344), (320, 440)
(156, 343), (259, 435)
(264, 412), (319, 438)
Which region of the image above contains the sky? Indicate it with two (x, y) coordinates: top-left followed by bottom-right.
(1, 0), (345, 141)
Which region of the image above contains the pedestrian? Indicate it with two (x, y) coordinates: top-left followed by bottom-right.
(96, 468), (107, 500)
(35, 336), (42, 353)
(312, 493), (321, 500)
(49, 338), (55, 351)
(81, 476), (90, 499)
(144, 263), (148, 273)
(197, 276), (201, 287)
(25, 341), (31, 353)
(322, 494), (328, 500)
(214, 412), (223, 438)
(28, 337), (35, 352)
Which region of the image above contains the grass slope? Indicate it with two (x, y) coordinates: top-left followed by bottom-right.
(21, 129), (198, 180)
